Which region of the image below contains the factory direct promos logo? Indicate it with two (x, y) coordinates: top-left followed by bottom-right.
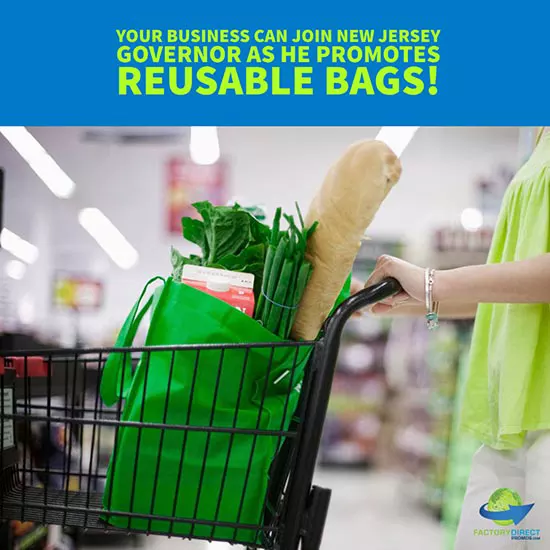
(474, 488), (540, 542)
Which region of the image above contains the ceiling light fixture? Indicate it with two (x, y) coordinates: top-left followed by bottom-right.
(189, 126), (220, 165)
(0, 126), (76, 199)
(78, 208), (138, 270)
(375, 126), (419, 158)
(0, 228), (39, 264)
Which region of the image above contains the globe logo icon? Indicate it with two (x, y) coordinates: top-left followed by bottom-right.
(478, 488), (536, 526)
(486, 489), (523, 526)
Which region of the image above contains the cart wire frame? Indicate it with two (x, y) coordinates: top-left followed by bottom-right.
(0, 279), (400, 550)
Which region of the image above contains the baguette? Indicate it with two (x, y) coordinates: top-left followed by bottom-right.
(291, 139), (402, 340)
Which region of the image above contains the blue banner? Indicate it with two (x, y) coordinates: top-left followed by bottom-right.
(1, 0), (549, 125)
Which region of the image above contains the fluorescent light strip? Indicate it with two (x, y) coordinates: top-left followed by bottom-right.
(5, 259), (26, 280)
(375, 126), (419, 158)
(0, 228), (39, 264)
(78, 208), (138, 270)
(0, 126), (75, 199)
(189, 126), (220, 165)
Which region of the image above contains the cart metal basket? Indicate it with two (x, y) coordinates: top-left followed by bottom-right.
(0, 279), (400, 549)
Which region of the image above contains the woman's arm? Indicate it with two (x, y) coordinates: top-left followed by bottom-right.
(351, 276), (478, 319)
(371, 300), (478, 319)
(361, 253), (550, 315)
(435, 255), (550, 304)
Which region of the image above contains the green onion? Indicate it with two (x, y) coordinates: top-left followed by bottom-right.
(255, 244), (274, 319)
(271, 207), (282, 246)
(296, 202), (306, 231)
(256, 208), (283, 320)
(279, 258), (300, 337)
(285, 261), (313, 337)
(254, 204), (318, 339)
(266, 257), (294, 334)
(261, 235), (288, 326)
(306, 220), (319, 241)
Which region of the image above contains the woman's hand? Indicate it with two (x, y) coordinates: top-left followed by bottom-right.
(365, 255), (425, 314)
(351, 258), (482, 319)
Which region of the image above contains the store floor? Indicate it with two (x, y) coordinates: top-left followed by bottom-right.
(84, 470), (444, 550)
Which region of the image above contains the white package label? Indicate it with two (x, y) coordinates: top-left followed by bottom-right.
(1, 388), (15, 450)
(182, 264), (254, 289)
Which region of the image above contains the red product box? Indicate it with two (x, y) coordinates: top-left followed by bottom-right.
(182, 265), (255, 317)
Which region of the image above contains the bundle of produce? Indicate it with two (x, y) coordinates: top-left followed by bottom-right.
(254, 204), (317, 339)
(291, 139), (402, 341)
(171, 200), (317, 340)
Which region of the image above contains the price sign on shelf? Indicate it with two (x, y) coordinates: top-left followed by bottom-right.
(53, 273), (103, 311)
(435, 227), (494, 252)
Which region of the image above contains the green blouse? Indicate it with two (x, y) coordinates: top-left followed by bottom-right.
(459, 133), (550, 450)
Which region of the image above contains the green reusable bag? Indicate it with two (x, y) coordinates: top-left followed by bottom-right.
(100, 277), (315, 544)
(100, 274), (351, 544)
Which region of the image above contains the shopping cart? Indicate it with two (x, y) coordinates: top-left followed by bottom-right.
(0, 278), (400, 550)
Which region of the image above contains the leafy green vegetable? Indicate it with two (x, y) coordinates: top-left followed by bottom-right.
(214, 244), (265, 271)
(191, 201), (270, 264)
(171, 201), (271, 298)
(214, 244), (266, 296)
(171, 246), (201, 281)
(196, 202), (248, 262)
(182, 218), (208, 254)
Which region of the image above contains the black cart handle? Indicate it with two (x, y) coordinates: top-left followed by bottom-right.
(328, 276), (403, 329)
(320, 276), (403, 350)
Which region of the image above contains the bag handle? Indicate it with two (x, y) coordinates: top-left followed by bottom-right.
(100, 276), (164, 406)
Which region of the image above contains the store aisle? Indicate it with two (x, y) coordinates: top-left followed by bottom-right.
(83, 470), (443, 550)
(316, 470), (443, 550)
